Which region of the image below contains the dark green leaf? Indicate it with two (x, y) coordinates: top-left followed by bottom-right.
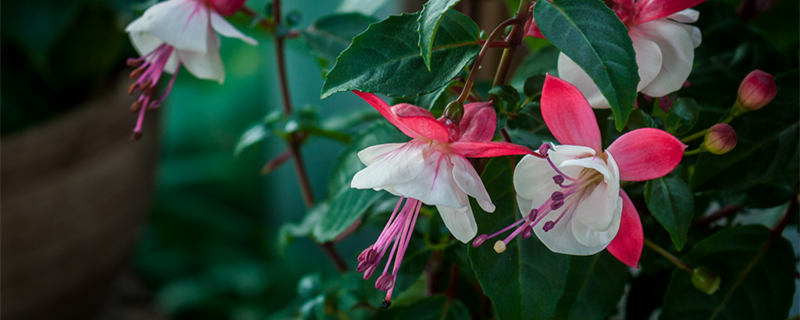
(511, 46), (559, 91)
(468, 159), (571, 320)
(377, 295), (470, 320)
(489, 84), (521, 112)
(313, 123), (405, 241)
(644, 175), (694, 251)
(534, 0), (638, 130)
(666, 98), (700, 136)
(301, 13), (377, 75)
(551, 253), (629, 320)
(417, 0), (461, 70)
(321, 11), (480, 98)
(660, 226), (796, 320)
(523, 74), (547, 100)
(626, 109), (661, 130)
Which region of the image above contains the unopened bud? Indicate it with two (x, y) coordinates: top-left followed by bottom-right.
(736, 70), (777, 111)
(691, 267), (721, 295)
(704, 123), (737, 155)
(209, 0), (246, 16)
(443, 101), (464, 123)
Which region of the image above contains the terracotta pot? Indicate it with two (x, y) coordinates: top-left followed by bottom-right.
(1, 78), (160, 320)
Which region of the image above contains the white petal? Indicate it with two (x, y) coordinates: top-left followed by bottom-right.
(513, 146), (595, 205)
(638, 20), (696, 97)
(357, 143), (406, 166)
(570, 183), (623, 248)
(630, 32), (663, 91)
(177, 31), (224, 83)
(128, 30), (164, 57)
(437, 205), (477, 243)
(391, 149), (462, 208)
(668, 9), (699, 23)
(557, 53), (610, 108)
(451, 156), (494, 212)
(126, 0), (210, 53)
(351, 143), (423, 190)
(210, 11), (257, 45)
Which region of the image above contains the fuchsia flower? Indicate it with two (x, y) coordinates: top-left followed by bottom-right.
(125, 0), (256, 139)
(536, 0), (706, 108)
(473, 75), (685, 267)
(350, 91), (531, 304)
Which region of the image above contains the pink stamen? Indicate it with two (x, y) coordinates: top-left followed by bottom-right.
(126, 43), (179, 139)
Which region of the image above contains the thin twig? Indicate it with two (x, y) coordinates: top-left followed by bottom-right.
(492, 0), (531, 87)
(456, 17), (522, 104)
(693, 205), (744, 227)
(643, 238), (694, 273)
(271, 0), (347, 273)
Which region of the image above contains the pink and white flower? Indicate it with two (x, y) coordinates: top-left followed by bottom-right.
(538, 0), (706, 108)
(124, 0), (256, 139)
(474, 75), (685, 267)
(350, 91), (531, 304)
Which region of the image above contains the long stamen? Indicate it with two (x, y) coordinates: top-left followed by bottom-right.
(356, 198), (423, 307)
(126, 43), (178, 139)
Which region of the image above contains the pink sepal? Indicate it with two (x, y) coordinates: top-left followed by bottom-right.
(635, 0), (707, 24)
(607, 128), (685, 182)
(541, 75), (603, 151)
(450, 141), (533, 158)
(459, 101), (496, 142)
(393, 104), (450, 143)
(606, 191), (643, 268)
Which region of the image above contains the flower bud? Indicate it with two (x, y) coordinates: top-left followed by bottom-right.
(704, 123), (737, 155)
(210, 0), (246, 16)
(736, 70), (777, 111)
(443, 101), (464, 123)
(691, 267), (721, 295)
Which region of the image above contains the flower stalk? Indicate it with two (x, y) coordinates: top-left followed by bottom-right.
(270, 0), (347, 273)
(643, 237), (693, 273)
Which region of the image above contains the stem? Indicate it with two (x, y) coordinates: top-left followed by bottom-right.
(492, 0), (531, 87)
(684, 147), (704, 155)
(643, 238), (693, 273)
(681, 128), (708, 143)
(693, 205), (743, 227)
(271, 0), (347, 273)
(456, 17), (521, 104)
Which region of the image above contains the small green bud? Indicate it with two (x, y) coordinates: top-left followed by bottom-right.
(691, 267), (721, 295)
(443, 101), (464, 123)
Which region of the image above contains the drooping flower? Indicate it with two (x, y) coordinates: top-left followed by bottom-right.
(350, 92), (532, 304)
(532, 0), (706, 108)
(473, 75), (685, 267)
(124, 0), (256, 139)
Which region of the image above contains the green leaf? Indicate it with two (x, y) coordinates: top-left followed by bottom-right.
(489, 84), (521, 112)
(523, 74), (547, 101)
(510, 46), (559, 91)
(644, 175), (694, 251)
(376, 295), (470, 320)
(417, 0), (461, 71)
(468, 159), (571, 320)
(313, 123), (406, 241)
(321, 11), (480, 99)
(534, 0), (638, 130)
(665, 98), (699, 136)
(233, 123), (270, 157)
(660, 226), (796, 320)
(551, 253), (629, 320)
(301, 13), (377, 76)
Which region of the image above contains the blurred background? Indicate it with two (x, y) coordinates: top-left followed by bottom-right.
(2, 0), (798, 319)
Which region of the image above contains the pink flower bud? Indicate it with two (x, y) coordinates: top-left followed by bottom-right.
(704, 123), (737, 155)
(210, 0), (246, 16)
(736, 70), (777, 111)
